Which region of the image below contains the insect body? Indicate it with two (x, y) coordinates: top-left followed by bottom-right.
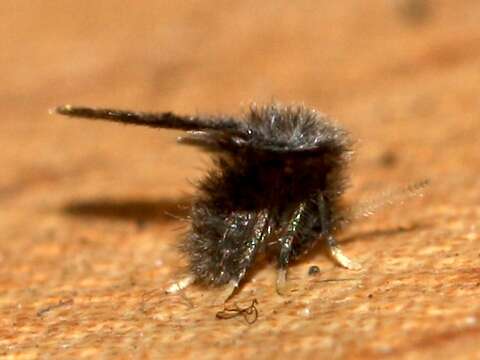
(56, 103), (362, 301)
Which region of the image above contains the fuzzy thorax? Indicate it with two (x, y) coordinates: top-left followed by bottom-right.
(183, 104), (353, 286)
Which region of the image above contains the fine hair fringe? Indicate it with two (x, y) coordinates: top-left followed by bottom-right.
(333, 179), (429, 230)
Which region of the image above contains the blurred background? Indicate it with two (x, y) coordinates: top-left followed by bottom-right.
(1, 0), (480, 358)
(2, 1), (479, 199)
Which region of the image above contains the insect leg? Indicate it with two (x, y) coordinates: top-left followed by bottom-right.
(276, 202), (308, 295)
(218, 210), (271, 303)
(318, 194), (361, 270)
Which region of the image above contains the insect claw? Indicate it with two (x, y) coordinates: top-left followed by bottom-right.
(214, 280), (239, 304)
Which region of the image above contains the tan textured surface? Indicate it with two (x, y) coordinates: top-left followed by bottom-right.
(1, 1), (480, 359)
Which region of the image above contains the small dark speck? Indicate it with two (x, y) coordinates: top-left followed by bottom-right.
(308, 265), (321, 276)
(136, 219), (147, 230)
(395, 0), (431, 25)
(379, 151), (398, 168)
(37, 298), (74, 317)
(44, 228), (57, 240)
(78, 236), (91, 245)
(368, 294), (373, 299)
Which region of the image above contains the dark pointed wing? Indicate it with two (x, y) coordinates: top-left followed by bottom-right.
(55, 105), (242, 132)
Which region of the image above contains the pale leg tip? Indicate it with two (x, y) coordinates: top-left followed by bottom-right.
(165, 275), (195, 294)
(276, 268), (289, 296)
(329, 245), (362, 270)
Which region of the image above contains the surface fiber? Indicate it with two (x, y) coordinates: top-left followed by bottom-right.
(1, 1), (480, 359)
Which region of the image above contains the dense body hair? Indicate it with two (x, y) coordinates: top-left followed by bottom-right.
(57, 102), (422, 300)
(181, 104), (352, 285)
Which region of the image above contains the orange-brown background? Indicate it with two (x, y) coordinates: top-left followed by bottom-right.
(1, 1), (480, 358)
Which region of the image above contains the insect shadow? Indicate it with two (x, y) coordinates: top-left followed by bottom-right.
(62, 196), (191, 224)
(296, 221), (431, 265)
(340, 222), (431, 245)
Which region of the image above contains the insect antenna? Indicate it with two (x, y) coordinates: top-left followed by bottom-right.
(54, 105), (242, 132)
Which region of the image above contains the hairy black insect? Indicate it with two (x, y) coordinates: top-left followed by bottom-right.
(55, 103), (426, 302)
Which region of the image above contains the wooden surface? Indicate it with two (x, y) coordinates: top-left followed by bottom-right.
(1, 1), (480, 358)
